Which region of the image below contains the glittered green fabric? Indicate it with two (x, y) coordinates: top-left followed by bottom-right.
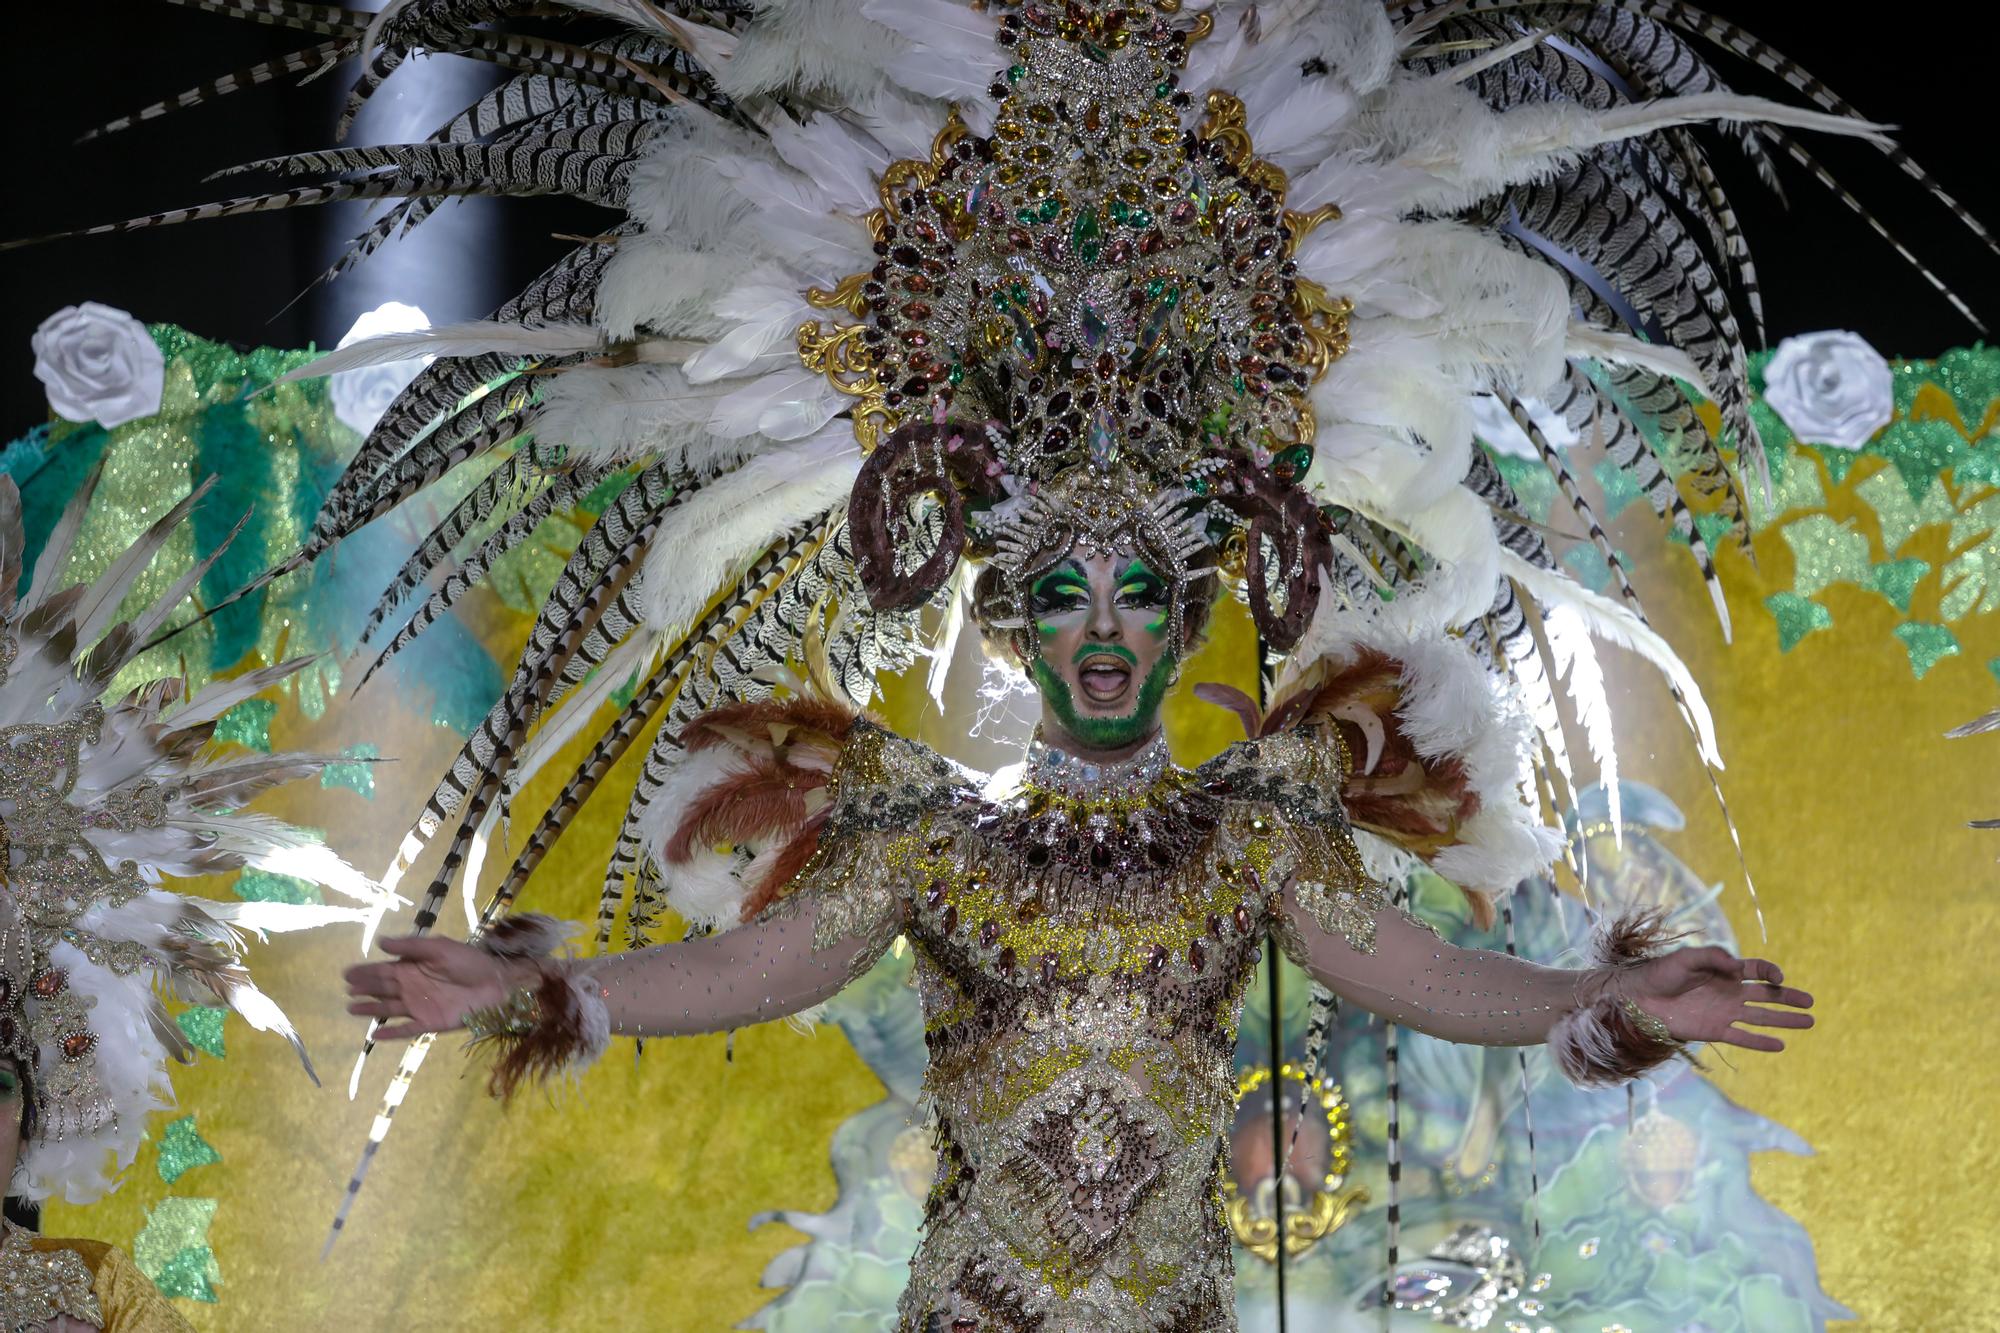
(175, 1007), (227, 1059)
(1779, 515), (1871, 597)
(213, 698), (277, 752)
(1894, 621), (1960, 679)
(156, 1115), (222, 1186)
(0, 323), (516, 730)
(1523, 343), (2000, 679)
(133, 1198), (220, 1303)
(232, 868), (324, 906)
(1765, 593), (1833, 652)
(320, 743), (380, 798)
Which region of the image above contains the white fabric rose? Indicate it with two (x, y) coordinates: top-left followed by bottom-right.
(1762, 330), (1893, 451)
(330, 301), (433, 435)
(30, 302), (166, 428)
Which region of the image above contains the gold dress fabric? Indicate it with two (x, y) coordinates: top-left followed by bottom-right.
(778, 721), (1389, 1333)
(21, 1237), (193, 1333)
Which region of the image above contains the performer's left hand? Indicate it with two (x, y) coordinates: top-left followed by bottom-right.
(1623, 947), (1815, 1051)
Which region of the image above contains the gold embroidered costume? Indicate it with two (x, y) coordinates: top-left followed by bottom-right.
(750, 721), (1555, 1333)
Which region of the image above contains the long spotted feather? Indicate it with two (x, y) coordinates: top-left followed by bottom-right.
(76, 39), (354, 144)
(356, 465), (620, 688)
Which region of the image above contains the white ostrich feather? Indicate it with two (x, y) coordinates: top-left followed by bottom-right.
(1544, 602), (1621, 839)
(534, 363), (765, 474)
(720, 0), (905, 104)
(1564, 323), (1718, 403)
(641, 428), (862, 638)
(278, 322), (607, 382)
(1501, 550), (1722, 766)
(862, 0), (1001, 102)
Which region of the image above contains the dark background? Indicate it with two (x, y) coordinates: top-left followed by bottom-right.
(3, 3), (1996, 419)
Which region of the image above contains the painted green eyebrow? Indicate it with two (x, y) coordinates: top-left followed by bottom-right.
(1031, 561), (1089, 594)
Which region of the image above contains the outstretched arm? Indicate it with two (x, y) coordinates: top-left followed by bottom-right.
(1271, 878), (1813, 1081)
(345, 893), (891, 1043)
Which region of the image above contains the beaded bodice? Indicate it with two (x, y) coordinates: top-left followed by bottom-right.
(783, 723), (1381, 1333)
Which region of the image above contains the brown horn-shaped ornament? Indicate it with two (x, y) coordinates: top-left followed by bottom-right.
(848, 420), (1006, 611)
(1220, 473), (1329, 654)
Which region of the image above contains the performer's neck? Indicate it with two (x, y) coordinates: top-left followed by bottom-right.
(1034, 717), (1163, 765)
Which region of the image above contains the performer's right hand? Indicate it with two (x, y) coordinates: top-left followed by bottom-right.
(343, 936), (528, 1040)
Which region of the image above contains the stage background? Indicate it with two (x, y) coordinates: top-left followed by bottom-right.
(24, 423), (2000, 1330)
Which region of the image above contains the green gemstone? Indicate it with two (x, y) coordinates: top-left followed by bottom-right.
(1007, 64), (1026, 83)
(1039, 197), (1062, 222)
(1109, 199), (1129, 222)
(1233, 373), (1246, 394)
(1016, 208), (1037, 225)
(1145, 277), (1165, 299)
(1189, 476), (1210, 495)
(1155, 82), (1172, 98)
(1127, 208), (1152, 229)
(948, 363), (965, 385)
(1071, 205), (1101, 253)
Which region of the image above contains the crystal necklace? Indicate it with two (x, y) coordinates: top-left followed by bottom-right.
(1020, 728), (1174, 801)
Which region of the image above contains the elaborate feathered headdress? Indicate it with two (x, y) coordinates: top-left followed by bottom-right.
(35, 0), (1990, 1231)
(0, 472), (393, 1202)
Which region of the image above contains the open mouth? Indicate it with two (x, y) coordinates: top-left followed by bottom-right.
(1076, 652), (1134, 704)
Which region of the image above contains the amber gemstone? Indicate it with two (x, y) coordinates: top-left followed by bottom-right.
(1234, 905), (1252, 933)
(31, 969), (64, 999)
(980, 920), (1000, 948)
(1189, 941), (1207, 971)
(60, 1031), (96, 1061)
(943, 905), (959, 935)
(1147, 945), (1167, 973)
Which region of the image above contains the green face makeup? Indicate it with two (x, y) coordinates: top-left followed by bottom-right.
(0, 1067), (21, 1101)
(1029, 561), (1092, 637)
(1030, 652), (1175, 749)
(1026, 554), (1177, 749)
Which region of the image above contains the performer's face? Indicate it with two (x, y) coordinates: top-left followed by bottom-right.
(1025, 549), (1176, 753)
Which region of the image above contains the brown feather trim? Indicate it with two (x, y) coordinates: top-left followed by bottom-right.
(1550, 993), (1686, 1089)
(740, 810), (832, 922)
(1550, 909), (1694, 1088)
(1594, 907), (1687, 965)
(480, 969), (592, 1103)
(478, 912), (571, 960)
(662, 755), (827, 864)
(681, 698), (861, 754)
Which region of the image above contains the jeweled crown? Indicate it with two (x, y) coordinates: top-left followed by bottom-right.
(809, 0), (1351, 648)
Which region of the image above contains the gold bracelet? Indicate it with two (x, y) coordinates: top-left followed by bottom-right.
(1621, 997), (1677, 1045)
(462, 984), (543, 1040)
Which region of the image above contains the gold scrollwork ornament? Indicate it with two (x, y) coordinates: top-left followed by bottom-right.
(795, 320), (896, 453)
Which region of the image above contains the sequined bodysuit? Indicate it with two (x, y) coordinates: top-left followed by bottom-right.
(777, 721), (1390, 1333)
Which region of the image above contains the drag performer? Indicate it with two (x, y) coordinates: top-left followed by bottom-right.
(39, 0), (1983, 1327)
(347, 525), (1809, 1329)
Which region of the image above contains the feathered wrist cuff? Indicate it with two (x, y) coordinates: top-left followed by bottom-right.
(464, 914), (610, 1101)
(1548, 911), (1688, 1089)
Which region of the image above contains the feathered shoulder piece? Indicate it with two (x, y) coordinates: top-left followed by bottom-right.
(654, 698), (974, 931)
(1197, 615), (1557, 923)
(0, 472), (393, 1202)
